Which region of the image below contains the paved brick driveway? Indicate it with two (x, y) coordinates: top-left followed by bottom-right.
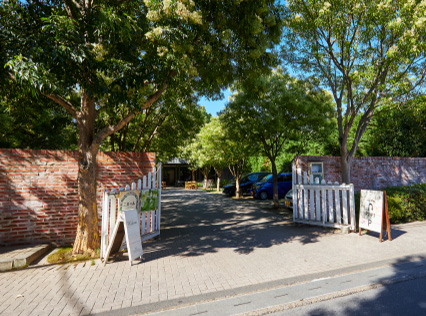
(1, 189), (425, 316)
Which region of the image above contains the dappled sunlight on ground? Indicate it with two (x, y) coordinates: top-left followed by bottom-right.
(143, 189), (339, 258)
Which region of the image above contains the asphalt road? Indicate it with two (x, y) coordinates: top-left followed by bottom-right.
(272, 275), (426, 316)
(135, 258), (426, 316)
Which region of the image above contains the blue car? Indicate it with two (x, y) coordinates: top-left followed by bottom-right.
(251, 173), (292, 200)
(223, 172), (270, 196)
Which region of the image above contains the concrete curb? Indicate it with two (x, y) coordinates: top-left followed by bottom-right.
(238, 271), (426, 316)
(0, 244), (52, 271)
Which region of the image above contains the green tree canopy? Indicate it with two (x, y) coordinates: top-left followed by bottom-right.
(367, 97), (426, 157)
(0, 82), (77, 149)
(222, 68), (335, 207)
(219, 115), (257, 198)
(194, 117), (228, 191)
(98, 91), (209, 162)
(282, 0), (426, 183)
(2, 0), (284, 254)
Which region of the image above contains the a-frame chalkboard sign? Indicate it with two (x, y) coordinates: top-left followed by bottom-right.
(359, 190), (392, 242)
(102, 209), (143, 266)
(102, 189), (143, 266)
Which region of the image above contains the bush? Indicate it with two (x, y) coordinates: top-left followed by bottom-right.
(220, 178), (234, 187)
(355, 183), (426, 225)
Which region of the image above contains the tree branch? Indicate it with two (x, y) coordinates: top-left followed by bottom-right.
(42, 93), (78, 118)
(131, 108), (151, 151)
(141, 113), (167, 152)
(91, 81), (169, 153)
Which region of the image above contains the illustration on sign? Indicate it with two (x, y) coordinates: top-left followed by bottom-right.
(359, 190), (383, 233)
(141, 189), (158, 211)
(119, 190), (140, 213)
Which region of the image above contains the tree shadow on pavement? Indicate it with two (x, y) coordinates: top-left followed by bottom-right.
(142, 189), (338, 261)
(295, 255), (426, 316)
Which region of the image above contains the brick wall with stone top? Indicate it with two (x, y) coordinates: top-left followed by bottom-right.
(294, 156), (426, 191)
(0, 149), (156, 246)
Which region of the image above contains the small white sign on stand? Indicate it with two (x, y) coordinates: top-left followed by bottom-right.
(359, 189), (392, 242)
(359, 190), (383, 233)
(103, 209), (143, 266)
(123, 209), (143, 262)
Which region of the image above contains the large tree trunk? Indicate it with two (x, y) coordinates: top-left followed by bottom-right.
(338, 126), (353, 184)
(72, 90), (100, 255)
(340, 139), (352, 184)
(341, 154), (352, 184)
(271, 159), (279, 209)
(73, 149), (100, 255)
(41, 77), (168, 257)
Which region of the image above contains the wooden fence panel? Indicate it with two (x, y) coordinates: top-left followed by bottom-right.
(292, 163), (356, 231)
(342, 190), (348, 225)
(315, 188), (321, 221)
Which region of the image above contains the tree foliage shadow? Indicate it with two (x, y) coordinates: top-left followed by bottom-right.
(299, 255), (426, 316)
(142, 189), (338, 262)
(0, 150), (155, 247)
(0, 151), (79, 247)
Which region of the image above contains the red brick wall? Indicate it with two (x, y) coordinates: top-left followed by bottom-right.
(295, 156), (426, 191)
(0, 149), (156, 246)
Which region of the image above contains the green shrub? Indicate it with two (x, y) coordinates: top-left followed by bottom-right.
(220, 179), (234, 187)
(355, 183), (426, 225)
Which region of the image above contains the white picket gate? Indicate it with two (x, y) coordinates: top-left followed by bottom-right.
(100, 163), (162, 260)
(292, 164), (356, 231)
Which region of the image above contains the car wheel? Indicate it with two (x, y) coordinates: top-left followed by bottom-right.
(260, 191), (268, 200)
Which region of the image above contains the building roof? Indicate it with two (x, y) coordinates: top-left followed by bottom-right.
(165, 158), (188, 165)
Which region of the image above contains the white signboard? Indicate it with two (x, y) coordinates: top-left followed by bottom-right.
(122, 209), (143, 262)
(359, 190), (383, 233)
(103, 209), (143, 266)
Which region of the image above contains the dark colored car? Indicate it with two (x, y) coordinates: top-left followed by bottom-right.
(284, 189), (293, 209)
(251, 173), (292, 200)
(223, 172), (271, 196)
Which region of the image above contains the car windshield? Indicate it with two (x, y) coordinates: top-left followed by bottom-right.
(259, 174), (272, 183)
(240, 175), (250, 182)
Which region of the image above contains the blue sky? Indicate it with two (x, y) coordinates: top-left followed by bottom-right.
(198, 89), (232, 117)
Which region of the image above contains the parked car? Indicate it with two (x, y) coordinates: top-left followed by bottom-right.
(223, 172), (271, 196)
(284, 189), (293, 209)
(251, 173), (292, 200)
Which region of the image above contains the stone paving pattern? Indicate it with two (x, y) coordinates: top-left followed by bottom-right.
(1, 189), (426, 316)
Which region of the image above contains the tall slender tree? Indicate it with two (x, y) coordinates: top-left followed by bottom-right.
(282, 0), (426, 183)
(223, 69), (334, 208)
(196, 118), (228, 192)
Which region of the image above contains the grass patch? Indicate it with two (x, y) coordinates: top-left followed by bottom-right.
(355, 183), (426, 225)
(202, 188), (222, 193)
(47, 247), (100, 265)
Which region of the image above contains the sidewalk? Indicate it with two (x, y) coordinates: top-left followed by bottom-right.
(1, 189), (426, 316)
(0, 244), (51, 272)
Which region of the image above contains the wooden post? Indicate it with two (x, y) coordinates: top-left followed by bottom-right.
(382, 191), (392, 242)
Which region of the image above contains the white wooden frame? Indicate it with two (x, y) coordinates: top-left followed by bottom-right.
(100, 163), (162, 260)
(292, 163), (356, 231)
